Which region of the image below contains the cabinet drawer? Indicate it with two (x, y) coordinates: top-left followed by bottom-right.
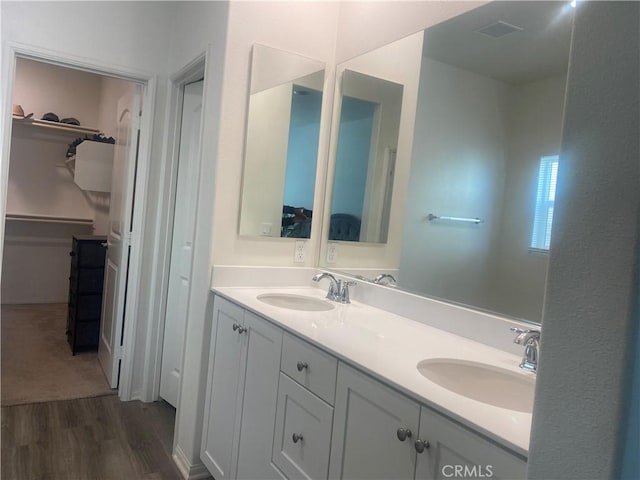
(273, 373), (333, 480)
(281, 333), (337, 405)
(70, 293), (103, 320)
(71, 238), (107, 268)
(75, 321), (100, 347)
(68, 321), (100, 353)
(75, 268), (105, 294)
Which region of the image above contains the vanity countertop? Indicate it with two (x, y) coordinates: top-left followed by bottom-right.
(213, 286), (533, 457)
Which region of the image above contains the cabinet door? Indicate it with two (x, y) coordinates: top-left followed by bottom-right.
(414, 406), (527, 480)
(201, 298), (246, 480)
(235, 310), (284, 480)
(329, 363), (420, 480)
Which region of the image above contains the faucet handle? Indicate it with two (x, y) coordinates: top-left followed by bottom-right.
(510, 327), (540, 334)
(339, 281), (356, 304)
(326, 279), (340, 300)
(510, 327), (540, 344)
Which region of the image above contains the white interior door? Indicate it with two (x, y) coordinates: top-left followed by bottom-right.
(159, 80), (204, 407)
(98, 88), (141, 388)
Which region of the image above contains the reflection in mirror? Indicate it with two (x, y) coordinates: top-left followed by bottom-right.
(329, 70), (403, 243)
(239, 44), (325, 238)
(322, 1), (573, 323)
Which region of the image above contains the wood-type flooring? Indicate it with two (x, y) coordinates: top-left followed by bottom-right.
(1, 395), (183, 480)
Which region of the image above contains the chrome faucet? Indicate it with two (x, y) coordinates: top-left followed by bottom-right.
(339, 280), (356, 304)
(373, 273), (397, 286)
(511, 327), (540, 373)
(312, 272), (355, 304)
(312, 272), (341, 301)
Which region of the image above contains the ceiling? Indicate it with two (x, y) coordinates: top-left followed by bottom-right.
(423, 1), (574, 85)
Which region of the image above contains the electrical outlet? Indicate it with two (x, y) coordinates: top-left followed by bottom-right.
(294, 241), (306, 263)
(326, 243), (338, 263)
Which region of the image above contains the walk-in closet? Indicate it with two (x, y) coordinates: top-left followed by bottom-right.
(1, 58), (135, 406)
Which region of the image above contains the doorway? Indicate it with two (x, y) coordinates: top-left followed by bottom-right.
(0, 57), (141, 406)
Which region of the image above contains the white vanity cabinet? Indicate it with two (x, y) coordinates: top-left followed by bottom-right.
(329, 363), (527, 480)
(414, 406), (527, 479)
(202, 295), (527, 480)
(329, 362), (421, 480)
(272, 333), (338, 480)
(201, 296), (283, 480)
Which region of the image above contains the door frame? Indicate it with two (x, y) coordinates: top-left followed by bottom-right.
(141, 53), (207, 403)
(0, 42), (157, 401)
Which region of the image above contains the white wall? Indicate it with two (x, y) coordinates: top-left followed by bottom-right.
(487, 76), (566, 322)
(336, 1), (485, 63)
(528, 2), (639, 477)
(398, 58), (509, 311)
(159, 3), (230, 478)
(171, 3), (340, 476)
(210, 1), (340, 268)
(12, 57), (102, 125)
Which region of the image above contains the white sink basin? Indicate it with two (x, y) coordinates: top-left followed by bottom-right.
(417, 358), (535, 413)
(257, 293), (335, 312)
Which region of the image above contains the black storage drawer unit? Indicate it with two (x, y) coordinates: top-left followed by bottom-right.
(66, 235), (107, 355)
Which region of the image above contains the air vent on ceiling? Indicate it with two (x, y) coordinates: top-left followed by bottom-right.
(474, 21), (523, 38)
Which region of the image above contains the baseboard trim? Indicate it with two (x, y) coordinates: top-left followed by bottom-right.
(173, 445), (211, 480)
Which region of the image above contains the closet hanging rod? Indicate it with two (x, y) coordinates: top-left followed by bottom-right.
(5, 213), (93, 226)
(426, 213), (483, 224)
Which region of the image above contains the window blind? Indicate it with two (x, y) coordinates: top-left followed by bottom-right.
(531, 155), (559, 250)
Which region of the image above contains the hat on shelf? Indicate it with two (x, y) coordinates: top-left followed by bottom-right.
(61, 117), (80, 126)
(12, 104), (33, 120)
(41, 112), (60, 122)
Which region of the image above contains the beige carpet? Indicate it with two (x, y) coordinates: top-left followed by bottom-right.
(1, 303), (115, 406)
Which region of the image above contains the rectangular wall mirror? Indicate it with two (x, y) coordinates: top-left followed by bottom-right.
(329, 70), (403, 243)
(321, 1), (574, 324)
(239, 44), (325, 239)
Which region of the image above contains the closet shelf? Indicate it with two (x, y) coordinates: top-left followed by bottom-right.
(5, 212), (94, 226)
(12, 116), (101, 136)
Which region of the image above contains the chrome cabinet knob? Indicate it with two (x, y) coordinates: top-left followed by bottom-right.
(232, 323), (247, 334)
(296, 361), (308, 372)
(414, 439), (430, 453)
(292, 433), (304, 443)
(396, 428), (412, 442)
